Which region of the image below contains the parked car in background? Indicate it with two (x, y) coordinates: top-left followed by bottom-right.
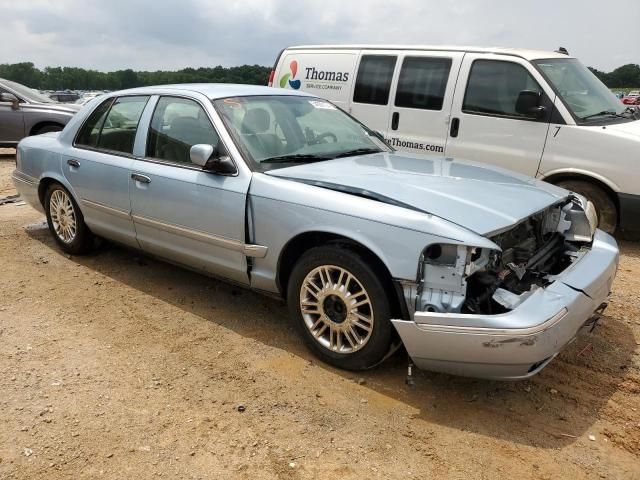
(12, 84), (618, 380)
(271, 45), (640, 236)
(75, 91), (105, 105)
(48, 90), (81, 103)
(0, 78), (81, 147)
(622, 91), (640, 105)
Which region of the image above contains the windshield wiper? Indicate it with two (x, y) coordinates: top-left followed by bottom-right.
(328, 148), (381, 159)
(581, 110), (626, 120)
(261, 154), (329, 164)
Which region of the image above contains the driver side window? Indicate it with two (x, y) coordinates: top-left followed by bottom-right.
(463, 60), (543, 118)
(147, 96), (220, 164)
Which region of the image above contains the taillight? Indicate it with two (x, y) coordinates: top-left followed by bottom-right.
(268, 70), (275, 87)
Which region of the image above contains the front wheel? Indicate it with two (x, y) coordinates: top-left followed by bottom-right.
(556, 180), (617, 234)
(287, 246), (393, 370)
(44, 183), (94, 254)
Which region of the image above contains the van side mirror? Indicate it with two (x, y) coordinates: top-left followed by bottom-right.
(515, 90), (546, 119)
(0, 92), (20, 110)
(189, 143), (237, 175)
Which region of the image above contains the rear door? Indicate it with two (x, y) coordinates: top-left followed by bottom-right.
(445, 54), (554, 176)
(63, 95), (149, 248)
(349, 51), (399, 134)
(386, 51), (464, 155)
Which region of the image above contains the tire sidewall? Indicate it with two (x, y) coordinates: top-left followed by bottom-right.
(557, 180), (617, 234)
(287, 246), (393, 371)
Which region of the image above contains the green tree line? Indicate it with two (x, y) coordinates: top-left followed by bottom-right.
(0, 62), (271, 90)
(588, 64), (640, 89)
(1, 61), (638, 91)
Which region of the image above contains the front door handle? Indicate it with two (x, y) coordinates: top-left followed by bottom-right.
(450, 117), (460, 138)
(131, 173), (151, 184)
(67, 159), (80, 168)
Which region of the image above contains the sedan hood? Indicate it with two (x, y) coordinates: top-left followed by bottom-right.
(267, 152), (569, 236)
(24, 102), (82, 114)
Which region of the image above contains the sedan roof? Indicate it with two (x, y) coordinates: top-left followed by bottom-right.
(116, 83), (311, 100)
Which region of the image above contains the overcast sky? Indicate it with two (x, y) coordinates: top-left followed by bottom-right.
(1, 0), (638, 72)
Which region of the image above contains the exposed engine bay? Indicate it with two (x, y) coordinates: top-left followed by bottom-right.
(415, 196), (598, 315)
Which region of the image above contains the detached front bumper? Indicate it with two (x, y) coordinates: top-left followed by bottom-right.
(391, 230), (619, 380)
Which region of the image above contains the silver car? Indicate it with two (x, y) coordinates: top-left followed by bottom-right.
(12, 84), (619, 380)
(0, 78), (81, 147)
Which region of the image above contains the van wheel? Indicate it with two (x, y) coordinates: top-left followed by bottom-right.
(556, 180), (617, 234)
(287, 246), (393, 371)
(44, 183), (94, 254)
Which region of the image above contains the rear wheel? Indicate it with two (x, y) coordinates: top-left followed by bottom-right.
(556, 180), (617, 234)
(287, 246), (393, 370)
(44, 183), (94, 254)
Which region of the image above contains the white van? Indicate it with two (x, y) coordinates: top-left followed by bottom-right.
(270, 45), (640, 235)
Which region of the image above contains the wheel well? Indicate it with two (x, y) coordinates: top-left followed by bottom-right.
(277, 231), (406, 319)
(29, 122), (64, 136)
(37, 177), (58, 206)
(543, 173), (620, 219)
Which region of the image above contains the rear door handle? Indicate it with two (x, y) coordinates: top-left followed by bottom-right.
(66, 159), (80, 168)
(391, 111), (399, 131)
(131, 173), (151, 184)
(450, 117), (460, 138)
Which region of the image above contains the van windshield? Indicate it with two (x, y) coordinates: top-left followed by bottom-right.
(534, 58), (625, 122)
(213, 95), (388, 170)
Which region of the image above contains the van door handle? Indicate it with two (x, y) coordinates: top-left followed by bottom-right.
(66, 159), (80, 168)
(450, 117), (460, 138)
(391, 112), (399, 131)
(131, 173), (151, 184)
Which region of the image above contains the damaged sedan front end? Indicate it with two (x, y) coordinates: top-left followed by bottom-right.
(392, 195), (619, 380)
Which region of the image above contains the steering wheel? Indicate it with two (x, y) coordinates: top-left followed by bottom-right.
(312, 132), (338, 144)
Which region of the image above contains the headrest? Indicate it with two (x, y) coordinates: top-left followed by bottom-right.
(241, 108), (270, 134)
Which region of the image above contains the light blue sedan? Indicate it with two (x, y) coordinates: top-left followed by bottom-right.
(12, 84), (619, 379)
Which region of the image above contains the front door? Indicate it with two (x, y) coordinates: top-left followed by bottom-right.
(445, 55), (554, 176)
(63, 95), (149, 248)
(129, 95), (250, 285)
(0, 89), (24, 143)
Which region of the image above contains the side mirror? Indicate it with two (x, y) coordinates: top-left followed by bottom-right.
(0, 92), (20, 110)
(189, 143), (237, 175)
(515, 90), (546, 119)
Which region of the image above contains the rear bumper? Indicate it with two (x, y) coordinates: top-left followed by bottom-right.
(618, 192), (640, 237)
(391, 230), (619, 380)
(12, 170), (43, 213)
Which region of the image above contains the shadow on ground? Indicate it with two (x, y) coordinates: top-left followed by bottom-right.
(26, 220), (637, 450)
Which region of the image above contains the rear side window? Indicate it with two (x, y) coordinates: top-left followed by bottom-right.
(147, 96), (220, 164)
(75, 98), (114, 148)
(463, 60), (542, 117)
(353, 55), (397, 105)
(96, 96), (149, 154)
(395, 57), (452, 110)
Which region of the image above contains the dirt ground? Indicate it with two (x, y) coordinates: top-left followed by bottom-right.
(0, 149), (639, 480)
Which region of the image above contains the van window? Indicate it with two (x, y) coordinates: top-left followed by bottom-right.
(463, 60), (542, 118)
(353, 55), (397, 105)
(395, 57), (452, 110)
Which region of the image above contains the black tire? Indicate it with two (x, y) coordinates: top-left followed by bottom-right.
(44, 182), (94, 255)
(287, 245), (393, 370)
(34, 124), (63, 135)
(556, 180), (617, 234)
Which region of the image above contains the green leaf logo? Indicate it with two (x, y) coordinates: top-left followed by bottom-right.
(279, 73), (290, 88)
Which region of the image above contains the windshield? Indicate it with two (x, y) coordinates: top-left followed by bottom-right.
(1, 79), (56, 104)
(214, 95), (387, 170)
(534, 58), (625, 121)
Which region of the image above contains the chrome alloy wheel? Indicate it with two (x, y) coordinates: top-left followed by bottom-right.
(299, 265), (374, 354)
(49, 189), (77, 244)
